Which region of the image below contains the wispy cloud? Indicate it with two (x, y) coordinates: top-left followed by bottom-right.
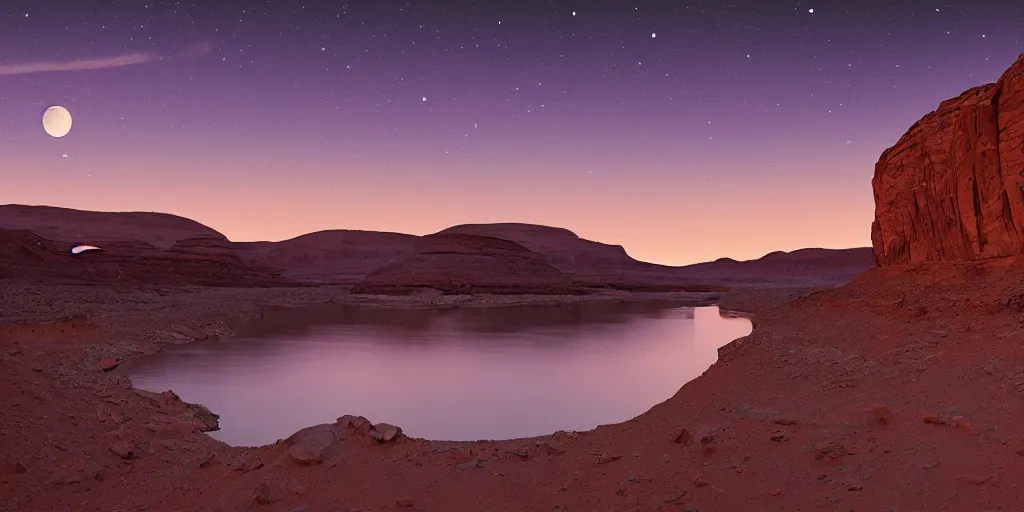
(0, 44), (212, 77)
(0, 52), (156, 77)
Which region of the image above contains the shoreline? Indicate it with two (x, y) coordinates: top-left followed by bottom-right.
(0, 282), (774, 444)
(0, 281), (800, 415)
(0, 281), (738, 347)
(1, 280), (866, 511)
(119, 293), (756, 447)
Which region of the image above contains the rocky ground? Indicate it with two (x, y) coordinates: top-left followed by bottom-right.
(715, 285), (826, 314)
(3, 259), (1024, 511)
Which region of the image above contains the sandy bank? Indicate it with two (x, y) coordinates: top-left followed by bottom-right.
(18, 272), (1019, 511)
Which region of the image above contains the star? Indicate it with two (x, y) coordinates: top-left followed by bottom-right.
(651, 33), (656, 38)
(808, 8), (815, 13)
(422, 96), (427, 102)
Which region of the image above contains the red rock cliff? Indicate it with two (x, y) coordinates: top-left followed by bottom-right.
(871, 54), (1024, 265)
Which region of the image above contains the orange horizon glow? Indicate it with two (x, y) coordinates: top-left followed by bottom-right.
(1, 160), (873, 266)
(3, 99), (879, 266)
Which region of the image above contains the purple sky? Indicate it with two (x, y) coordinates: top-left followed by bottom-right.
(1, 0), (1022, 264)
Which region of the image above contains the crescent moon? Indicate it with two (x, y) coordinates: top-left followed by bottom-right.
(42, 106), (72, 138)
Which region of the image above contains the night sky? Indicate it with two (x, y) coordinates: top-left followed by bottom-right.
(1, 1), (1022, 265)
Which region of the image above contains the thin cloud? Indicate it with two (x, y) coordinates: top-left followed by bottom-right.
(0, 45), (211, 77)
(0, 52), (156, 76)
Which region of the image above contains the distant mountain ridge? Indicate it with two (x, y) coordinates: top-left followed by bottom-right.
(0, 204), (874, 291)
(0, 204), (226, 249)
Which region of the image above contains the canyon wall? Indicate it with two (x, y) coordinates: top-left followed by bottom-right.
(871, 54), (1024, 265)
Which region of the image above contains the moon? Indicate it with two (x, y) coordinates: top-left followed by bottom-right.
(42, 106), (72, 138)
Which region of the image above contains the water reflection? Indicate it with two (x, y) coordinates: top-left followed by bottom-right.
(124, 303), (751, 445)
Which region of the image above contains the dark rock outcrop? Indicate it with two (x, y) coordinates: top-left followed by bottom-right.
(676, 247), (875, 286)
(0, 228), (291, 287)
(237, 230), (418, 284)
(0, 204), (226, 249)
(351, 233), (585, 295)
(872, 54), (1024, 265)
(438, 224), (872, 289)
(437, 223), (637, 275)
(1, 204), (874, 289)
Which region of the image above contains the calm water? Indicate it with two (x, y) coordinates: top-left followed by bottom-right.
(124, 302), (751, 446)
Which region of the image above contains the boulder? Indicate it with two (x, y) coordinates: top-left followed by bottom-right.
(186, 403), (220, 432)
(336, 415), (373, 434)
(285, 424), (340, 464)
(369, 423), (402, 443)
(109, 442), (134, 459)
(170, 323), (208, 341)
(99, 357), (120, 372)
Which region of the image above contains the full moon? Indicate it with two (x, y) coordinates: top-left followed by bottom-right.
(42, 106), (72, 138)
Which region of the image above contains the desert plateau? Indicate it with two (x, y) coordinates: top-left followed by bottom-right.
(4, 0), (1024, 509)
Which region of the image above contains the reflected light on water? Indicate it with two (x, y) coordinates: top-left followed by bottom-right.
(123, 303), (752, 445)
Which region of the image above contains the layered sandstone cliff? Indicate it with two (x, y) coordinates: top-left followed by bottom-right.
(871, 54), (1024, 265)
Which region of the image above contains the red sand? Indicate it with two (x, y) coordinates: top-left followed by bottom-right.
(3, 259), (1024, 511)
